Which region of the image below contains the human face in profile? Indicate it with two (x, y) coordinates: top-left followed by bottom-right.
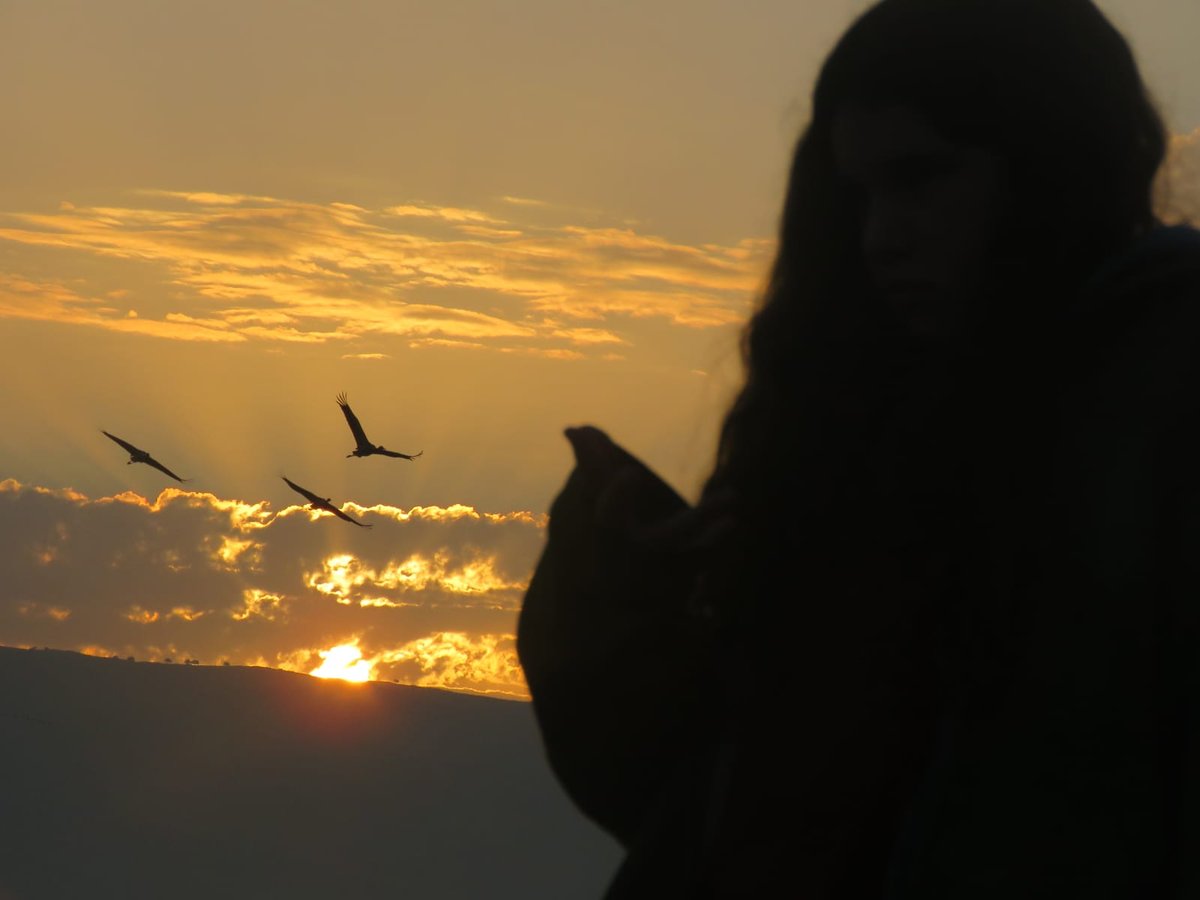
(832, 105), (1007, 339)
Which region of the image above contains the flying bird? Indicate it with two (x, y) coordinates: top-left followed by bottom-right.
(101, 431), (190, 483)
(336, 392), (422, 460)
(281, 475), (371, 527)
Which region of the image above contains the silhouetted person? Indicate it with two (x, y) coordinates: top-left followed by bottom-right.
(517, 0), (1200, 896)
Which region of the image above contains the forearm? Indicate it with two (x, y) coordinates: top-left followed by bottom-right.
(520, 554), (713, 844)
(517, 434), (717, 843)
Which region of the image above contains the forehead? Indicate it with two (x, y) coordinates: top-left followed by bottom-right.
(831, 105), (961, 177)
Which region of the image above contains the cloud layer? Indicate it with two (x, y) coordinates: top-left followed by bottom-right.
(0, 479), (546, 697)
(0, 191), (769, 357)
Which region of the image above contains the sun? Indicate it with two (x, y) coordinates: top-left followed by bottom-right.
(309, 642), (373, 683)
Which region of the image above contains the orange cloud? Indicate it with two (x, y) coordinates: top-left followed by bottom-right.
(385, 203), (505, 224)
(17, 603), (72, 621)
(277, 632), (529, 697)
(0, 479), (544, 698)
(0, 191), (768, 355)
(305, 551), (528, 609)
(0, 273), (246, 343)
(498, 195), (550, 208)
(372, 631), (527, 698)
(212, 535), (263, 571)
(79, 644), (121, 659)
(232, 589), (287, 623)
(93, 487), (273, 531)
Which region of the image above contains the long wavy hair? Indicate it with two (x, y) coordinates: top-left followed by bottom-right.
(701, 0), (1167, 632)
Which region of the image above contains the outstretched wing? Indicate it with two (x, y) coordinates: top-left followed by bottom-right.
(145, 455), (189, 483)
(281, 476), (369, 526)
(336, 392), (372, 451)
(102, 430), (142, 456)
(329, 505), (371, 527)
(377, 448), (423, 460)
(281, 475), (321, 505)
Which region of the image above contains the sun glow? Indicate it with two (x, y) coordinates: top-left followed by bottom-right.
(304, 550), (528, 608)
(309, 642), (373, 683)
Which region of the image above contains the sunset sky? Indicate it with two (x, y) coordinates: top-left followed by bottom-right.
(2, 0), (1198, 698)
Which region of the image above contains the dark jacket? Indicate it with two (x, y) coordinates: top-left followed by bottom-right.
(518, 225), (1200, 898)
(887, 224), (1200, 898)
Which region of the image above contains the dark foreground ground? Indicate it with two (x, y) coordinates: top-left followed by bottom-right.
(0, 647), (620, 899)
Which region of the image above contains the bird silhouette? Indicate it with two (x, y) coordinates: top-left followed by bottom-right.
(281, 475), (371, 527)
(101, 431), (190, 482)
(336, 392), (422, 460)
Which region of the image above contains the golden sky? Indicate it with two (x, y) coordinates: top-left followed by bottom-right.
(2, 0), (1197, 696)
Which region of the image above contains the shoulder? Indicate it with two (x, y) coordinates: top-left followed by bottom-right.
(1076, 224), (1200, 317)
(1067, 226), (1200, 391)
